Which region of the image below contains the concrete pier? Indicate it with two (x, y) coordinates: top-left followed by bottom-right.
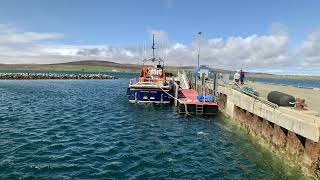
(247, 82), (320, 113)
(216, 84), (320, 177)
(0, 73), (118, 80)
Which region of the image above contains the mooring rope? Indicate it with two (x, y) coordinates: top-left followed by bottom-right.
(158, 85), (192, 116)
(234, 82), (278, 109)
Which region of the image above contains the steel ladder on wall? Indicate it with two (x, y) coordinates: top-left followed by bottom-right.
(196, 104), (204, 114)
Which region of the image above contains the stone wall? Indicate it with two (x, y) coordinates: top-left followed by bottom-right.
(219, 92), (320, 178)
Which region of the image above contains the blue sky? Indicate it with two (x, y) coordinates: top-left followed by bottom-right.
(1, 0), (318, 45)
(0, 0), (319, 75)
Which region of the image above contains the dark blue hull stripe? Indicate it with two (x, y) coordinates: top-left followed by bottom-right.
(127, 88), (173, 103)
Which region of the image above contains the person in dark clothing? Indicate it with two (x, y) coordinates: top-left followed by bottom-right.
(240, 69), (245, 84)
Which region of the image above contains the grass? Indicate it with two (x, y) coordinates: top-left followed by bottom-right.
(0, 65), (140, 73)
(0, 64), (192, 76)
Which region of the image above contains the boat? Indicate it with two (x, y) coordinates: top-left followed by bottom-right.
(127, 34), (173, 104)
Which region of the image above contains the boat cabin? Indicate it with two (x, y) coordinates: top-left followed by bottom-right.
(139, 65), (165, 84)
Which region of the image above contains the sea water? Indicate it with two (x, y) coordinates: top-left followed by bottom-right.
(0, 75), (304, 179)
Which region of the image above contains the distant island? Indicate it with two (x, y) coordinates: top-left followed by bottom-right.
(0, 60), (141, 73)
(0, 60), (319, 80)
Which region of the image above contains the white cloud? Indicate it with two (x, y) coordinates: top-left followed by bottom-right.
(0, 24), (63, 44)
(0, 23), (319, 75)
(296, 28), (320, 67)
(141, 26), (291, 69)
(192, 35), (289, 68)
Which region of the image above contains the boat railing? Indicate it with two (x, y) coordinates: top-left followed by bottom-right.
(129, 78), (166, 87)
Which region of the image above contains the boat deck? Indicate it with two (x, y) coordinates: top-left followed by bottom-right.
(178, 88), (218, 106)
(177, 88), (219, 115)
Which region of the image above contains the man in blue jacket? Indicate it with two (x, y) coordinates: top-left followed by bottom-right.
(240, 69), (245, 84)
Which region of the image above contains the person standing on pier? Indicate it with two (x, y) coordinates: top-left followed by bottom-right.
(240, 69), (245, 84)
(234, 71), (240, 83)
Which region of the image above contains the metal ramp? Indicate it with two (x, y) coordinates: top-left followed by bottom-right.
(178, 70), (190, 90)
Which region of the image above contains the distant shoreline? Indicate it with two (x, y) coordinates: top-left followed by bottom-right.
(247, 73), (320, 81)
(0, 63), (319, 81)
(0, 72), (118, 80)
(0, 64), (140, 73)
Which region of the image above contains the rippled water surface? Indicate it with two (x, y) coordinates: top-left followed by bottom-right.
(250, 77), (320, 88)
(0, 76), (303, 179)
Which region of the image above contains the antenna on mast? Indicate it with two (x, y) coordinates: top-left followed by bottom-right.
(152, 34), (155, 61)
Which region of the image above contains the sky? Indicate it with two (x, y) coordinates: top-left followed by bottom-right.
(0, 0), (319, 75)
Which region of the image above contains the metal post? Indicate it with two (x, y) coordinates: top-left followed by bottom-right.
(174, 82), (179, 106)
(213, 73), (217, 98)
(197, 32), (202, 69)
(195, 75), (197, 92)
(201, 73), (205, 94)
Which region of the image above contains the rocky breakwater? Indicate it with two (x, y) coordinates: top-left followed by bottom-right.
(0, 73), (118, 80)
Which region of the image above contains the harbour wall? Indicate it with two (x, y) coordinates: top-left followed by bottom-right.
(0, 73), (118, 80)
(210, 83), (320, 178)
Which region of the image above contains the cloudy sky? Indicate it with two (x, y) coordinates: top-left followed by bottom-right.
(0, 0), (319, 75)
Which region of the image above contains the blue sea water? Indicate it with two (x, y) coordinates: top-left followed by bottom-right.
(248, 77), (320, 88)
(1, 69), (319, 88)
(0, 73), (303, 179)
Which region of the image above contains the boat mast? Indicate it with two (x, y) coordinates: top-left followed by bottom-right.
(152, 34), (155, 61)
